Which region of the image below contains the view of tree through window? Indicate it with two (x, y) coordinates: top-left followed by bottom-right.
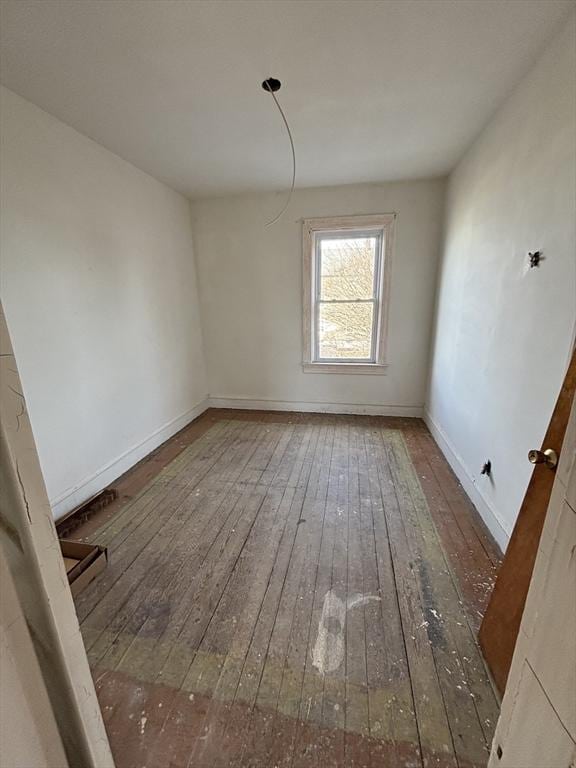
(317, 235), (379, 360)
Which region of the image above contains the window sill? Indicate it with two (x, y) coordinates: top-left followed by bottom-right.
(302, 362), (388, 375)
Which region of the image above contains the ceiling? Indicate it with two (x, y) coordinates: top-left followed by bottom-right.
(0, 0), (572, 198)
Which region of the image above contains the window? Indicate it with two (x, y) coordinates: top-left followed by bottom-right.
(302, 214), (394, 373)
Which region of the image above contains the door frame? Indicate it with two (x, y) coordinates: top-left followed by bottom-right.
(0, 303), (114, 768)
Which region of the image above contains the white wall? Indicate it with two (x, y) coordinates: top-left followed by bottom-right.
(0, 87), (208, 519)
(426, 17), (576, 551)
(191, 179), (445, 416)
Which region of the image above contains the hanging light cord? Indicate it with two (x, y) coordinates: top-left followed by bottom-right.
(264, 81), (296, 226)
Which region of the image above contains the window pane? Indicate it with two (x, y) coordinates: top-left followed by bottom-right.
(318, 302), (374, 360)
(319, 237), (377, 300)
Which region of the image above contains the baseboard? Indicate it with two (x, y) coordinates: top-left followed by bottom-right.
(50, 398), (210, 520)
(209, 396), (423, 418)
(424, 409), (509, 552)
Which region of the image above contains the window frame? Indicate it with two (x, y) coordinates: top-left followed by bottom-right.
(302, 214), (395, 374)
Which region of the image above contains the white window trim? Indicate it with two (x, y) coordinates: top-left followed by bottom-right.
(302, 214), (395, 374)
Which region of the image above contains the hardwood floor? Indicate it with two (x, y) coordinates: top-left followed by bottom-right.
(69, 411), (501, 768)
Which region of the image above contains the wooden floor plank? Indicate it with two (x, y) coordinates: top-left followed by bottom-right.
(387, 431), (498, 759)
(72, 413), (500, 768)
(291, 422), (339, 768)
(220, 424), (322, 768)
(246, 423), (337, 768)
(83, 419), (236, 551)
(111, 422), (274, 683)
(362, 425), (423, 768)
(317, 421), (349, 765)
(81, 422), (249, 655)
(344, 424), (371, 767)
(142, 424), (302, 760)
(413, 425), (501, 566)
(369, 426), (458, 768)
(402, 426), (499, 634)
(76, 420), (243, 625)
(251, 436), (325, 767)
(87, 481), (247, 670)
(181, 429), (305, 766)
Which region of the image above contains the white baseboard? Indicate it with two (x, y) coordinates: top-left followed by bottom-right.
(424, 409), (509, 552)
(50, 398), (210, 520)
(209, 396), (423, 418)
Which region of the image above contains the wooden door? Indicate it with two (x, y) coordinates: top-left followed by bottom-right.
(487, 379), (576, 766)
(479, 348), (576, 694)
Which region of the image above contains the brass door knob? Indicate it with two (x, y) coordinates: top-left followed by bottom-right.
(528, 448), (558, 469)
